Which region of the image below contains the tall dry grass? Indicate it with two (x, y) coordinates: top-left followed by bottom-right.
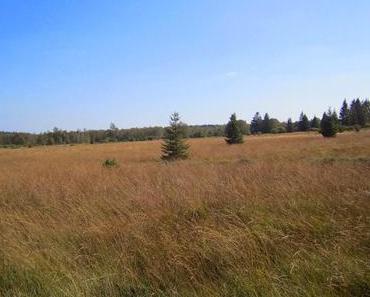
(1, 132), (370, 296)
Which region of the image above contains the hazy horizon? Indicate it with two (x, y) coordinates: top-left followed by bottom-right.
(1, 1), (370, 133)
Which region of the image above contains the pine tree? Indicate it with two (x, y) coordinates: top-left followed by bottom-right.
(339, 99), (350, 126)
(363, 99), (370, 124)
(320, 109), (339, 137)
(349, 99), (357, 125)
(161, 112), (190, 161)
(298, 112), (310, 131)
(357, 99), (366, 126)
(250, 112), (263, 134)
(310, 116), (320, 129)
(286, 118), (294, 132)
(262, 113), (273, 133)
(225, 113), (244, 144)
(350, 99), (366, 127)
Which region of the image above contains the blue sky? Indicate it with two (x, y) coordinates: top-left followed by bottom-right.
(1, 0), (370, 132)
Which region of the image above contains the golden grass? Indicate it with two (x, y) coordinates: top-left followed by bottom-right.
(1, 131), (370, 296)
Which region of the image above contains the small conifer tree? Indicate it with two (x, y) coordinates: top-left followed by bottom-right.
(350, 99), (366, 127)
(298, 112), (310, 131)
(225, 113), (244, 144)
(320, 109), (338, 137)
(363, 99), (370, 123)
(286, 118), (294, 132)
(262, 113), (273, 133)
(310, 116), (320, 129)
(161, 112), (189, 160)
(250, 112), (263, 134)
(339, 99), (350, 126)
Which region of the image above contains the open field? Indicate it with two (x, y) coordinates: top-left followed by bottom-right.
(1, 131), (370, 297)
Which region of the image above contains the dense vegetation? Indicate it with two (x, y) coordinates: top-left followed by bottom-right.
(0, 125), (226, 147)
(1, 98), (369, 147)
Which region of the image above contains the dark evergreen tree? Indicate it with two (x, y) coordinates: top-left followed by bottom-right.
(250, 112), (263, 134)
(298, 112), (310, 131)
(362, 99), (370, 124)
(349, 99), (357, 125)
(350, 99), (366, 127)
(225, 113), (244, 144)
(320, 109), (339, 137)
(357, 98), (366, 126)
(161, 112), (190, 160)
(262, 113), (273, 133)
(310, 116), (320, 129)
(339, 99), (350, 126)
(286, 118), (294, 132)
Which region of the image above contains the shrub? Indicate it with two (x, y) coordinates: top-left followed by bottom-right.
(103, 158), (118, 168)
(271, 127), (286, 134)
(340, 125), (355, 132)
(354, 124), (361, 132)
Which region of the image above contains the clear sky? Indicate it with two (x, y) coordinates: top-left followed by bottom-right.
(1, 0), (370, 132)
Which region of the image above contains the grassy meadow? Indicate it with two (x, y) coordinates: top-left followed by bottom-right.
(1, 131), (370, 297)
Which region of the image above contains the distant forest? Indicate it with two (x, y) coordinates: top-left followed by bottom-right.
(1, 98), (369, 147)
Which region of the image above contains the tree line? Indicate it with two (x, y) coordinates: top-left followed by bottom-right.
(1, 98), (369, 148)
(162, 98), (369, 160)
(249, 98), (370, 134)
(0, 124), (226, 147)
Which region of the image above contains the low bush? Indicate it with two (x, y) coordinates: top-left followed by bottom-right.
(102, 158), (118, 168)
